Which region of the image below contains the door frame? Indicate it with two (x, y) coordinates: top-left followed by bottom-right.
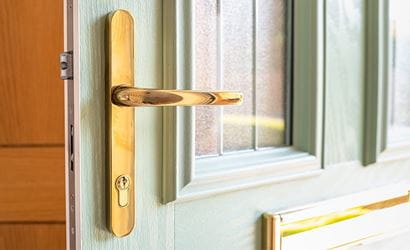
(163, 0), (325, 203)
(64, 0), (81, 249)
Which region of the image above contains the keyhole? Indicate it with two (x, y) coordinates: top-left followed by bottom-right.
(115, 175), (130, 207)
(116, 175), (130, 190)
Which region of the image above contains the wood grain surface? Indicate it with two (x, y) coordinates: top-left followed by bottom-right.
(0, 147), (65, 222)
(0, 0), (65, 247)
(0, 0), (64, 145)
(0, 224), (65, 250)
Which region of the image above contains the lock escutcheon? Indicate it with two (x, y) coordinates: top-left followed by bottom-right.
(115, 175), (130, 207)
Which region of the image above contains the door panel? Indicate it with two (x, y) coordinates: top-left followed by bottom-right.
(0, 147), (65, 222)
(0, 0), (64, 145)
(78, 1), (173, 249)
(162, 0), (322, 203)
(388, 0), (410, 143)
(325, 0), (365, 164)
(0, 0), (65, 249)
(77, 0), (410, 249)
(0, 224), (65, 250)
(350, 229), (410, 250)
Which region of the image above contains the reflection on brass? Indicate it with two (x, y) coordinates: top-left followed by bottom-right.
(112, 86), (243, 107)
(263, 185), (410, 250)
(106, 10), (135, 237)
(106, 10), (243, 237)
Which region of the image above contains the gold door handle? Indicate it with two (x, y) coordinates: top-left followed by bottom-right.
(106, 10), (243, 237)
(111, 86), (243, 107)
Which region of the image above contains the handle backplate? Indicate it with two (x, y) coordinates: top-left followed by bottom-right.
(106, 10), (135, 237)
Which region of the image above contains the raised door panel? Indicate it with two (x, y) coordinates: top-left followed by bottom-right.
(0, 224), (65, 250)
(0, 0), (64, 145)
(0, 147), (65, 222)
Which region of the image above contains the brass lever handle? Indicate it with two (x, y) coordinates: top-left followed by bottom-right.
(111, 86), (243, 107)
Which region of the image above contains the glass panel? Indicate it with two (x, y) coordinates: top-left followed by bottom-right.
(195, 0), (220, 156)
(222, 0), (255, 152)
(388, 0), (410, 143)
(195, 0), (290, 157)
(256, 0), (288, 147)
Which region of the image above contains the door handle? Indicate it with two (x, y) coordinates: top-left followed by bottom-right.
(111, 86), (242, 107)
(106, 10), (243, 237)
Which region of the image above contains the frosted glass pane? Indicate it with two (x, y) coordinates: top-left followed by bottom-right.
(256, 0), (288, 147)
(222, 0), (254, 152)
(194, 0), (290, 157)
(195, 0), (220, 156)
(389, 0), (410, 142)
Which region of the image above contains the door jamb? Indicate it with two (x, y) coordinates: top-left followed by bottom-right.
(64, 0), (81, 249)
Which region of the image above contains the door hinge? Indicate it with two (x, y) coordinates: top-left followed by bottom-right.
(60, 51), (73, 80)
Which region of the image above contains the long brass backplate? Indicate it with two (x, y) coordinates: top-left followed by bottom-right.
(106, 10), (135, 237)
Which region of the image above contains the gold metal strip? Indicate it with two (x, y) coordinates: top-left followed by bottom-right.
(106, 10), (135, 237)
(263, 185), (410, 250)
(281, 195), (409, 237)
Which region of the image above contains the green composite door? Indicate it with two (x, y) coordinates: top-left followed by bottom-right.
(76, 0), (410, 249)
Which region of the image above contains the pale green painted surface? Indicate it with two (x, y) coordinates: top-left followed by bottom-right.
(79, 1), (173, 249)
(363, 0), (390, 165)
(174, 161), (410, 250)
(324, 0), (365, 164)
(174, 0), (410, 249)
(79, 0), (410, 249)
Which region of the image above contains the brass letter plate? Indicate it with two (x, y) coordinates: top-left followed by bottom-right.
(263, 184), (410, 250)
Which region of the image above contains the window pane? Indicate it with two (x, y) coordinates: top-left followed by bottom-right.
(222, 0), (255, 152)
(195, 0), (291, 157)
(389, 0), (410, 143)
(195, 0), (220, 156)
(256, 0), (289, 147)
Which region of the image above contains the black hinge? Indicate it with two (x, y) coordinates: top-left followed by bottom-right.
(60, 51), (73, 80)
